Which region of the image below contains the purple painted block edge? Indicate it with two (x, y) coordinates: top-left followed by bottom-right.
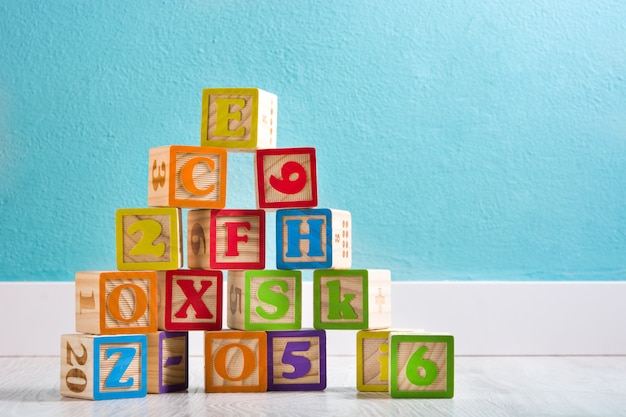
(158, 331), (189, 393)
(267, 329), (327, 391)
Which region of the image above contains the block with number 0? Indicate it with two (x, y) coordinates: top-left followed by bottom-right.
(389, 332), (454, 398)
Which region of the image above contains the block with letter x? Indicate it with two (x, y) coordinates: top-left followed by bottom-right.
(157, 269), (223, 331)
(148, 145), (227, 209)
(255, 147), (318, 209)
(276, 208), (351, 270)
(200, 87), (277, 152)
(313, 269), (391, 330)
(60, 333), (147, 400)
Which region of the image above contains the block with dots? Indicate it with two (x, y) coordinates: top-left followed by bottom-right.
(276, 208), (351, 270)
(200, 87), (277, 152)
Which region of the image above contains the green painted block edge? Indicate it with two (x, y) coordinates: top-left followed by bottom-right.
(244, 270), (302, 330)
(389, 334), (455, 399)
(313, 269), (368, 330)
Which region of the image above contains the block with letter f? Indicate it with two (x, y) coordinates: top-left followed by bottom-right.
(276, 208), (351, 270)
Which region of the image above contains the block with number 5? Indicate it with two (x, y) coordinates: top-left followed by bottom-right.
(389, 332), (454, 398)
(267, 330), (326, 391)
(255, 147), (318, 209)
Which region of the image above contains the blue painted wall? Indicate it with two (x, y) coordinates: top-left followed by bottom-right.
(1, 1), (625, 281)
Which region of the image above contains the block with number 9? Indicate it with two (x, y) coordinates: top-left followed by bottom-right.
(255, 147), (318, 209)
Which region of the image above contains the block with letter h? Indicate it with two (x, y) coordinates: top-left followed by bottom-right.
(276, 208), (351, 269)
(148, 145), (227, 209)
(60, 333), (147, 400)
(204, 330), (267, 393)
(200, 87), (277, 152)
(187, 209), (265, 270)
(147, 331), (188, 394)
(75, 271), (158, 335)
(313, 269), (391, 330)
(116, 207), (182, 271)
(227, 270), (301, 331)
(157, 269), (223, 331)
(255, 147), (318, 209)
(389, 332), (454, 398)
(267, 329), (326, 391)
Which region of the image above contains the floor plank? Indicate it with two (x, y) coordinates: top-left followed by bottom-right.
(1, 356), (626, 416)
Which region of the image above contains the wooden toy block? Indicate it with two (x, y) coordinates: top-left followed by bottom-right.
(204, 330), (268, 393)
(157, 269), (223, 331)
(187, 208), (212, 269)
(147, 331), (188, 394)
(356, 329), (391, 392)
(227, 270), (301, 331)
(389, 333), (454, 399)
(313, 269), (391, 330)
(148, 145), (227, 209)
(276, 208), (351, 270)
(116, 207), (182, 271)
(266, 330), (326, 391)
(75, 271), (158, 335)
(356, 329), (423, 392)
(60, 333), (147, 400)
(255, 147), (318, 209)
(200, 87), (277, 152)
(212, 209), (265, 270)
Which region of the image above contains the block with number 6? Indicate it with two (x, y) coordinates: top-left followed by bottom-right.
(60, 333), (147, 400)
(389, 332), (454, 398)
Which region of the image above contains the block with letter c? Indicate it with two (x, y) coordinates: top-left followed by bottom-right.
(148, 145), (227, 209)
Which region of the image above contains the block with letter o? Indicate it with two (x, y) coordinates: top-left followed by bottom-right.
(75, 271), (158, 335)
(204, 330), (267, 392)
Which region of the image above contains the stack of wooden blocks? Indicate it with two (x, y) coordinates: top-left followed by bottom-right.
(60, 87), (454, 400)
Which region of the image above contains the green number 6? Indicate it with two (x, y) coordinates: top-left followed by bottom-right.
(406, 345), (438, 386)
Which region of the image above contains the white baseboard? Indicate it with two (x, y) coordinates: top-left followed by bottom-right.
(2, 281), (625, 356)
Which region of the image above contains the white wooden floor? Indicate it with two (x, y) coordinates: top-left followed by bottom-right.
(2, 356), (626, 416)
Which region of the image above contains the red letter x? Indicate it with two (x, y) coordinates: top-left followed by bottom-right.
(174, 279), (214, 319)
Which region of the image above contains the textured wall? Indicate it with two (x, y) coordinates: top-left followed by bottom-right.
(1, 1), (625, 281)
